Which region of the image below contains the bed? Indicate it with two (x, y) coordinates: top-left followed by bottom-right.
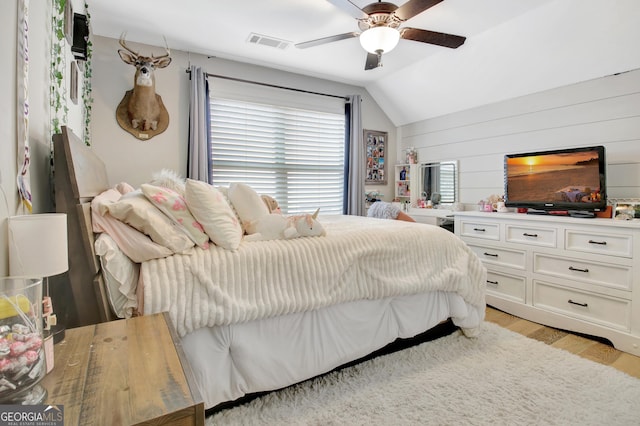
(53, 126), (487, 411)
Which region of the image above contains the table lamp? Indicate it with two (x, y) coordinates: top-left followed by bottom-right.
(8, 213), (68, 279)
(8, 212), (68, 329)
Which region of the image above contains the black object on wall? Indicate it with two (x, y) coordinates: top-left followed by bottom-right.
(72, 13), (89, 61)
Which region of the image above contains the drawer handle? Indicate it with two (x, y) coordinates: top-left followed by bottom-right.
(568, 299), (588, 308)
(588, 239), (607, 245)
(522, 233), (538, 238)
(487, 280), (499, 285)
(473, 228), (486, 232)
(568, 266), (589, 273)
(483, 252), (499, 257)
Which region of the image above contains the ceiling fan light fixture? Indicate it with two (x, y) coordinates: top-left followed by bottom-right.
(359, 26), (400, 54)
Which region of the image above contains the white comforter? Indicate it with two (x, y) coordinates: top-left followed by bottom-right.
(142, 215), (486, 336)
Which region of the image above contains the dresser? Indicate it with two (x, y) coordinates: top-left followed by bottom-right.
(455, 211), (640, 356)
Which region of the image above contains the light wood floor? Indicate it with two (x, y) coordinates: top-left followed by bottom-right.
(485, 306), (640, 379)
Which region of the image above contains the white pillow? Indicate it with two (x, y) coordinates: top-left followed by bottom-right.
(185, 179), (243, 250)
(107, 190), (195, 253)
(141, 184), (210, 249)
(227, 183), (269, 234)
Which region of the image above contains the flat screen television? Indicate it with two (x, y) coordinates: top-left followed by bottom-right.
(504, 146), (606, 214)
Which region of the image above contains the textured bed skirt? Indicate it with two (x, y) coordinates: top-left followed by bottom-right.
(181, 290), (484, 409)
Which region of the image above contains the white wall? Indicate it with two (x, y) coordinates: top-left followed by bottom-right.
(1, 1), (85, 276)
(398, 69), (640, 209)
(90, 35), (398, 201)
(0, 1), (19, 275)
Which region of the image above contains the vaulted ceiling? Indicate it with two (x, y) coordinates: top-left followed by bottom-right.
(89, 0), (640, 126)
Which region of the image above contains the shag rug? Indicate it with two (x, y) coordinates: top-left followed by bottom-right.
(207, 322), (640, 425)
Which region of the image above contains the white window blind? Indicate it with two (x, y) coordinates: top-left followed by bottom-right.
(210, 97), (346, 214)
(439, 165), (456, 203)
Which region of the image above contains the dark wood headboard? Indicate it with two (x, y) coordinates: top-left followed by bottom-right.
(53, 126), (115, 326)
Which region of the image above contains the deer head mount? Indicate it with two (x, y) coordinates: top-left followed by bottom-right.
(115, 34), (171, 140)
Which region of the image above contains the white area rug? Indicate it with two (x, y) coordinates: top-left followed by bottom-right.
(207, 322), (640, 425)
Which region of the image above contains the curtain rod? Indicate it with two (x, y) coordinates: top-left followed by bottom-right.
(186, 68), (349, 101)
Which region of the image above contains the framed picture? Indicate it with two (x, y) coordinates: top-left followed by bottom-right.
(364, 129), (387, 184)
(64, 0), (74, 44)
(70, 61), (79, 104)
(611, 199), (640, 220)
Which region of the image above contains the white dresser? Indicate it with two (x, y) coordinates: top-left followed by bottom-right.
(455, 211), (640, 356)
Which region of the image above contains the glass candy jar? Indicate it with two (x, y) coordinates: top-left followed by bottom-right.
(0, 277), (46, 404)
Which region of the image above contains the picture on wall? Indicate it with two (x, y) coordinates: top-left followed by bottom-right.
(70, 61), (79, 104)
(64, 0), (74, 44)
(365, 129), (387, 184)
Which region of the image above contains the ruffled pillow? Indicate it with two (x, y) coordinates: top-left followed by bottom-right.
(94, 233), (139, 318)
(185, 179), (242, 250)
(141, 184), (209, 249)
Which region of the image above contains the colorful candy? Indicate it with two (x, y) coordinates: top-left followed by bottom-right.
(0, 320), (44, 400)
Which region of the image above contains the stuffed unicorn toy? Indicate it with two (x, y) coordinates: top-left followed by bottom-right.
(244, 209), (326, 242)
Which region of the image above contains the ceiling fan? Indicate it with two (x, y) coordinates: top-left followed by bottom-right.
(295, 0), (466, 70)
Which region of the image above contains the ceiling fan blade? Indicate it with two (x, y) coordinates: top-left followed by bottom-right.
(400, 27), (466, 49)
(365, 52), (380, 70)
(295, 32), (359, 49)
(393, 0), (444, 21)
(327, 0), (369, 20)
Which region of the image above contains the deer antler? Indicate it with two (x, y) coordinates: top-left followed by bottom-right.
(152, 35), (171, 60)
(118, 32), (139, 57)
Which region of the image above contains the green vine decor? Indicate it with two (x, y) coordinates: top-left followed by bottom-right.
(50, 0), (93, 146)
(82, 0), (93, 146)
(50, 0), (67, 136)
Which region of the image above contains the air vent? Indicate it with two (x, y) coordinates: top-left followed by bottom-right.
(247, 33), (290, 50)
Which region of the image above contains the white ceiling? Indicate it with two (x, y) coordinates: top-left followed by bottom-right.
(89, 0), (640, 126)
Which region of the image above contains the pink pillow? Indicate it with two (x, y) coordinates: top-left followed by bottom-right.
(141, 184), (210, 249)
(116, 182), (136, 195)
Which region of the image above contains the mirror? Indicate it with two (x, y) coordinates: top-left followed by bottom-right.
(419, 161), (458, 205)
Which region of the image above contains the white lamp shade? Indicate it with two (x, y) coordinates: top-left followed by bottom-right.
(359, 26), (400, 54)
(8, 213), (69, 278)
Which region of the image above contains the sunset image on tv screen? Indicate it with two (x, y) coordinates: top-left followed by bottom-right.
(506, 150), (601, 203)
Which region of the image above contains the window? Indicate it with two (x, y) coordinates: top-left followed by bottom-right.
(210, 97), (345, 214)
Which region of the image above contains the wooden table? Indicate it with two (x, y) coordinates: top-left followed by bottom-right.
(42, 312), (205, 425)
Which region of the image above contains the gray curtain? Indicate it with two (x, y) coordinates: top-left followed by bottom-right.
(343, 95), (365, 216)
(187, 65), (212, 182)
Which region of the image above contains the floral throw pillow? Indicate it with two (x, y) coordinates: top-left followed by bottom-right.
(141, 183), (210, 249)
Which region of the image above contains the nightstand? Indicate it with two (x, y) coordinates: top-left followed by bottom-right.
(42, 312), (205, 425)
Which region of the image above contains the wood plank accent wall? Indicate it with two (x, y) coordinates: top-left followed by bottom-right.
(399, 69), (640, 207)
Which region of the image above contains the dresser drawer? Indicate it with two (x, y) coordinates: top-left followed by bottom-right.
(506, 224), (556, 248)
(533, 281), (631, 331)
(486, 271), (526, 303)
(533, 253), (632, 291)
(459, 221), (500, 240)
(565, 230), (633, 258)
(467, 244), (526, 270)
